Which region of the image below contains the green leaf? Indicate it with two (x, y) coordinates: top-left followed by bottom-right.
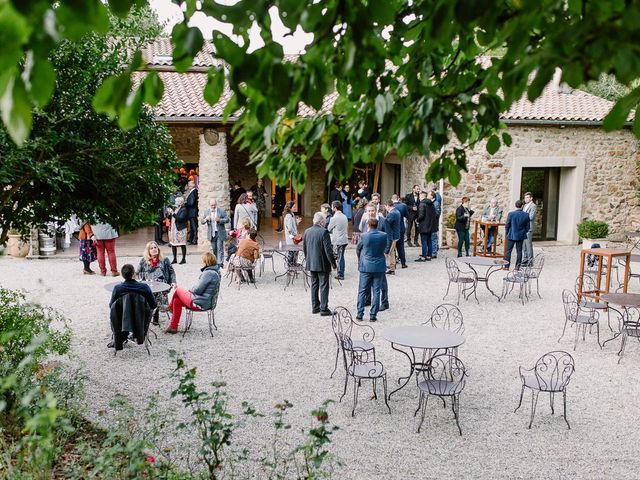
(119, 89), (143, 130)
(448, 163), (461, 186)
(108, 0), (137, 17)
(172, 23), (204, 73)
(142, 71), (164, 106)
(212, 31), (245, 67)
(502, 132), (512, 146)
(0, 2), (30, 73)
(374, 94), (387, 124)
(486, 134), (500, 155)
(57, 0), (110, 40)
(562, 63), (583, 88)
(0, 75), (32, 145)
(204, 67), (225, 106)
(603, 88), (640, 131)
(29, 56), (55, 108)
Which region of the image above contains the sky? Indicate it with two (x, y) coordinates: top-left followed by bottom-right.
(149, 0), (313, 54)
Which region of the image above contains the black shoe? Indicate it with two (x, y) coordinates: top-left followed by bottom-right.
(369, 317), (377, 322)
(319, 310), (332, 316)
(386, 270), (395, 275)
(312, 309), (320, 314)
(179, 259), (186, 264)
(457, 254), (462, 258)
(171, 259), (177, 264)
(364, 302), (371, 307)
(157, 240), (167, 245)
(335, 275), (344, 280)
(415, 257), (426, 262)
(401, 264), (408, 269)
(379, 304), (389, 312)
(407, 242), (413, 247)
(107, 341), (114, 348)
(355, 316), (363, 321)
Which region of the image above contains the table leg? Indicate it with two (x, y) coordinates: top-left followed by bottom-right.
(602, 306), (624, 346)
(388, 343), (415, 400)
(578, 251), (586, 302)
(622, 254), (630, 293)
(596, 255), (603, 296)
(485, 265), (504, 299)
(604, 254), (613, 295)
(473, 222), (478, 257)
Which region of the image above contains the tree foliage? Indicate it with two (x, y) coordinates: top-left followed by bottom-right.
(2, 0), (640, 191)
(0, 6), (178, 242)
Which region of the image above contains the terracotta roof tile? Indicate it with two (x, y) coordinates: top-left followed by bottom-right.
(142, 37), (215, 68)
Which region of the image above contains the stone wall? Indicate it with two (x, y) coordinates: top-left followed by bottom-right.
(227, 134), (259, 194)
(168, 126), (200, 164)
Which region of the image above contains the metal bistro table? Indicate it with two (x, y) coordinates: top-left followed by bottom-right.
(601, 293), (640, 346)
(384, 326), (465, 399)
(462, 256), (508, 300)
(103, 280), (172, 294)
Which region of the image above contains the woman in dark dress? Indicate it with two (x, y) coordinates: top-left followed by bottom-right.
(455, 196), (474, 257)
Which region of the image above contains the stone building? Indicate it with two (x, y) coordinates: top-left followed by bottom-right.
(138, 39), (639, 247)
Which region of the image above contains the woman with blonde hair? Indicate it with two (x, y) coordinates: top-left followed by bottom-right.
(165, 252), (221, 334)
(136, 241), (177, 325)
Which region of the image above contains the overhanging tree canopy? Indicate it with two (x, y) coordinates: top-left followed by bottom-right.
(1, 0), (640, 190)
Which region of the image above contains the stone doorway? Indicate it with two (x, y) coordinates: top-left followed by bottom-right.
(520, 167), (560, 241)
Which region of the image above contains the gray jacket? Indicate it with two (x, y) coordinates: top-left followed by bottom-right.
(191, 265), (221, 311)
(201, 207), (230, 240)
(327, 211), (349, 246)
(233, 203), (258, 229)
(284, 212), (298, 245)
(482, 205), (504, 222)
(91, 223), (118, 240)
(523, 201), (537, 232)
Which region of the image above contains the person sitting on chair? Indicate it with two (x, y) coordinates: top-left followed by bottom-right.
(136, 241), (176, 325)
(165, 252), (221, 334)
(233, 229), (260, 283)
(109, 264), (157, 310)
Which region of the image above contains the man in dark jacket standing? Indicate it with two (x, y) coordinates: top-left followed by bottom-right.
(329, 183), (343, 204)
(356, 218), (388, 322)
(383, 199), (401, 274)
(303, 212), (337, 316)
(504, 200), (531, 270)
(185, 180), (199, 244)
(392, 194), (408, 269)
(415, 191), (438, 261)
(404, 184), (421, 246)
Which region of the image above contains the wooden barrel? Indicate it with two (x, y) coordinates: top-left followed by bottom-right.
(39, 234), (56, 256)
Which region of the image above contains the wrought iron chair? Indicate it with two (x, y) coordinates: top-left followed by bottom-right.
(574, 275), (612, 331)
(257, 236), (277, 276)
(617, 307), (640, 363)
(559, 289), (601, 350)
(443, 258), (477, 305)
(280, 251), (309, 291)
(424, 304), (465, 334)
(183, 307), (217, 338)
(415, 353), (467, 435)
(524, 253), (545, 298)
(330, 307), (375, 379)
(514, 351), (575, 429)
(501, 267), (531, 305)
(339, 334), (391, 417)
(228, 259), (259, 290)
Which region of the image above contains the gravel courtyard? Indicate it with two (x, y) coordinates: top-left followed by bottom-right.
(2, 244), (640, 479)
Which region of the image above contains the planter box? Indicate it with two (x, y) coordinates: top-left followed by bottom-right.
(6, 234), (30, 257)
(445, 228), (458, 248)
(582, 238), (607, 250)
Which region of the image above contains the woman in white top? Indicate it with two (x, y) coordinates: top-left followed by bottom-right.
(283, 201), (301, 264)
(233, 193), (258, 230)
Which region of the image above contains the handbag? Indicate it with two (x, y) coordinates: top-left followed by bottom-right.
(293, 234), (303, 245)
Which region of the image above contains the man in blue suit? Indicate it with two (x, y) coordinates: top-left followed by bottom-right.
(391, 194), (408, 269)
(383, 199), (402, 274)
(356, 218), (388, 322)
(504, 200), (531, 270)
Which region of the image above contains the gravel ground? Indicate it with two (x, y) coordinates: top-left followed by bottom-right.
(2, 244), (640, 479)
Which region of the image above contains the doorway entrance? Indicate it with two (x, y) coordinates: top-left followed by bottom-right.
(520, 167), (560, 240)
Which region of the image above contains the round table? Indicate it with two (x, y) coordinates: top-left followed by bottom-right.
(600, 293), (640, 346)
(384, 326), (465, 399)
(462, 257), (508, 300)
(103, 280), (172, 294)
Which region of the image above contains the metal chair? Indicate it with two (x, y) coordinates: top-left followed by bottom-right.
(183, 307), (217, 338)
(574, 275), (611, 331)
(339, 335), (391, 417)
(514, 351), (575, 429)
(617, 307), (640, 363)
(257, 236), (277, 276)
(228, 258), (258, 290)
(501, 267), (531, 305)
(559, 290), (601, 350)
(330, 307), (375, 379)
(443, 258), (477, 305)
(525, 253), (545, 298)
(424, 304), (465, 334)
(279, 251), (309, 291)
(415, 353), (467, 435)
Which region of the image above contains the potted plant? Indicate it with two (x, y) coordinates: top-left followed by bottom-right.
(577, 220), (609, 249)
(5, 229), (30, 257)
(444, 212), (457, 248)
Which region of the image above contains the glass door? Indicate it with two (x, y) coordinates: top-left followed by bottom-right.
(520, 167), (560, 241)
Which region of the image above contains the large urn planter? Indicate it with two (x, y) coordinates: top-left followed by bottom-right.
(6, 234), (30, 257)
(445, 228), (458, 248)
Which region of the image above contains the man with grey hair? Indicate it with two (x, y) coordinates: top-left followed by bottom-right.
(303, 212), (337, 315)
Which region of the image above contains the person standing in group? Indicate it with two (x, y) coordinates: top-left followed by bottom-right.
(303, 212), (337, 316)
(78, 221), (97, 275)
(482, 197), (503, 254)
(391, 194), (408, 269)
(155, 206), (167, 245)
(320, 203), (332, 228)
(167, 196), (188, 264)
(328, 200), (349, 280)
(351, 197), (368, 245)
(522, 192), (537, 265)
(359, 202), (385, 233)
(329, 183), (343, 204)
(431, 188), (442, 259)
(165, 252), (220, 334)
(404, 184), (421, 247)
(341, 184), (353, 221)
(359, 204), (389, 311)
(503, 200), (531, 270)
(201, 198), (230, 268)
(250, 179), (268, 230)
(230, 181), (246, 216)
(383, 199), (401, 274)
(185, 180), (199, 245)
(357, 180), (371, 202)
(233, 193), (258, 230)
(283, 201), (301, 264)
(415, 191), (438, 262)
(91, 222), (119, 276)
(274, 184), (287, 232)
(356, 218), (388, 322)
(370, 193), (383, 215)
(136, 241), (177, 325)
(455, 196), (474, 258)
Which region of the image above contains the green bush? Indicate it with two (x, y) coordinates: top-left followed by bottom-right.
(445, 212), (457, 229)
(577, 220), (609, 239)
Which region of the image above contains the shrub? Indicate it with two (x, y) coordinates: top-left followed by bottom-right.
(577, 220), (609, 239)
(445, 212), (457, 229)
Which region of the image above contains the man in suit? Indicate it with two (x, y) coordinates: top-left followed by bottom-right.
(327, 200), (349, 280)
(482, 197), (504, 254)
(431, 187), (442, 258)
(303, 212), (337, 316)
(522, 192), (537, 265)
(329, 183), (343, 204)
(404, 184), (421, 246)
(383, 199), (401, 274)
(415, 191), (438, 261)
(185, 180), (199, 244)
(359, 204), (390, 310)
(392, 194), (408, 269)
(356, 218), (388, 322)
(200, 198), (230, 267)
(504, 200), (531, 270)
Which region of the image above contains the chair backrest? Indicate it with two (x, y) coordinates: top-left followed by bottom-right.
(445, 257), (460, 281)
(561, 289), (579, 321)
(531, 351), (575, 392)
(528, 254), (545, 276)
(623, 307), (640, 330)
(575, 275), (597, 296)
(425, 304), (465, 334)
(331, 306), (353, 339)
(423, 354), (467, 394)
